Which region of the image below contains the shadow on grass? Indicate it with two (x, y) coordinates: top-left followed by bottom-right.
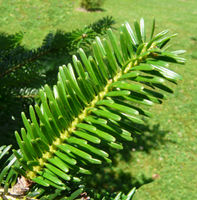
(112, 122), (175, 164)
(84, 167), (153, 194)
(83, 122), (173, 193)
(87, 8), (106, 12)
(190, 36), (197, 60)
(76, 7), (106, 12)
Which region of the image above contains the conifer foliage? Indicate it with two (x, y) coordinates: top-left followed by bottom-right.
(0, 19), (185, 199)
(0, 16), (115, 147)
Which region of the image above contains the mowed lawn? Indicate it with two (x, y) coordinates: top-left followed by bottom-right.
(0, 0), (197, 199)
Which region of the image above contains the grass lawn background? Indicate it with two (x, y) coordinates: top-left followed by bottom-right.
(0, 0), (197, 199)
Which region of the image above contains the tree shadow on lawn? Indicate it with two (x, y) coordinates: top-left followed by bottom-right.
(84, 122), (176, 194)
(114, 122), (176, 164)
(84, 167), (153, 194)
(77, 7), (106, 12)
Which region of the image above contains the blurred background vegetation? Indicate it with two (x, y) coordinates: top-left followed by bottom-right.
(0, 0), (197, 199)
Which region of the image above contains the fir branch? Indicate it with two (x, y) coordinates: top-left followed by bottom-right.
(0, 19), (185, 199)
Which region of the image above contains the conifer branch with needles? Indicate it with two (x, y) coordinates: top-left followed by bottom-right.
(0, 18), (185, 199)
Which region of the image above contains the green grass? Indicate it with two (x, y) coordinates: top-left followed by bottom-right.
(1, 0), (197, 199)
